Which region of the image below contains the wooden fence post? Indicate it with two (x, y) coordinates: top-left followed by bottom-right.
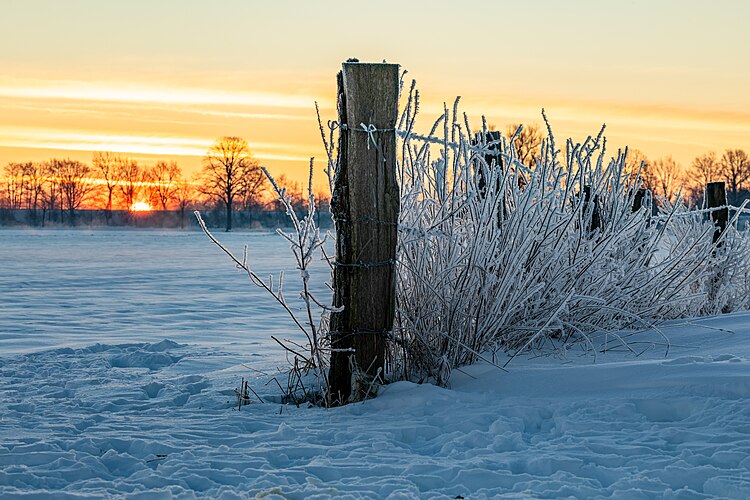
(474, 130), (502, 196)
(328, 61), (400, 404)
(632, 188), (647, 213)
(706, 181), (728, 244)
(474, 130), (504, 225)
(582, 185), (601, 234)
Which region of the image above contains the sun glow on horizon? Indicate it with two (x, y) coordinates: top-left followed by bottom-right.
(130, 201), (152, 212)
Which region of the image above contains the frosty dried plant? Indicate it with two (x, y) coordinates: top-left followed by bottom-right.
(196, 159), (334, 403)
(383, 82), (750, 383)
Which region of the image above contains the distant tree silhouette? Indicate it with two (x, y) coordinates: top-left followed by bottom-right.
(198, 136), (265, 231)
(686, 152), (719, 206)
(506, 123), (543, 167)
(651, 156), (684, 201)
(622, 149), (656, 192)
(150, 160), (181, 210)
(51, 158), (97, 226)
(689, 152), (720, 186)
(41, 162), (63, 225)
(314, 188), (331, 212)
(116, 158), (147, 212)
(273, 174), (305, 212)
(92, 151), (121, 224)
(2, 163), (27, 209)
(720, 149), (750, 204)
(174, 177), (195, 229)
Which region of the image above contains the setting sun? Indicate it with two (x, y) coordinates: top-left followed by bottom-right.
(130, 201), (152, 212)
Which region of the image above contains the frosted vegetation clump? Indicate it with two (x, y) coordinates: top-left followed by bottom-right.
(201, 80), (750, 393)
(391, 81), (750, 383)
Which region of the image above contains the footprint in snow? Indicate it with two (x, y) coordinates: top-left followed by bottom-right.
(141, 381), (165, 398)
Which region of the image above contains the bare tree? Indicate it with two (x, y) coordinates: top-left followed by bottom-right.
(239, 178), (268, 211)
(22, 162), (46, 224)
(506, 123), (543, 167)
(0, 162), (48, 224)
(720, 149), (750, 204)
(198, 136), (265, 231)
(3, 163), (27, 209)
(0, 175), (8, 210)
(686, 152), (719, 206)
(273, 174), (305, 212)
(314, 188), (331, 213)
(174, 177), (195, 229)
(622, 149), (656, 192)
(117, 158), (147, 212)
(651, 156), (684, 201)
(52, 158), (97, 226)
(41, 162), (63, 225)
(689, 152), (719, 186)
(92, 151), (121, 224)
(149, 161), (181, 210)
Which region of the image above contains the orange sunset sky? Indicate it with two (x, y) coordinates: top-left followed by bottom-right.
(1, 0), (748, 189)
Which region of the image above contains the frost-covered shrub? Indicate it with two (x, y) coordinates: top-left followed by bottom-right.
(203, 80), (750, 395)
(388, 85), (750, 382)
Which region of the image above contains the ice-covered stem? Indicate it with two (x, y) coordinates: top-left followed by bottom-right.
(316, 102), (336, 196)
(195, 159), (333, 399)
(261, 161), (330, 391)
(194, 211), (311, 343)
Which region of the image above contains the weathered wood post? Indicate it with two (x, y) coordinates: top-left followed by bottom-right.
(328, 61), (400, 404)
(706, 181), (728, 244)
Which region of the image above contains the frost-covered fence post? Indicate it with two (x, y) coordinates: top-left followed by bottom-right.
(328, 61), (400, 404)
(706, 181), (728, 244)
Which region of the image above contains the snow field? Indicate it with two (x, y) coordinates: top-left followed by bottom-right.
(1, 322), (750, 498)
(0, 229), (326, 354)
(2, 230), (750, 498)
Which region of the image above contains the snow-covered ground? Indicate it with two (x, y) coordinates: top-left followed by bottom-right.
(2, 229), (749, 498)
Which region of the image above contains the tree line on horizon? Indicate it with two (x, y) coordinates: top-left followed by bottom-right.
(508, 123), (750, 207)
(0, 136), (330, 230)
(3, 127), (748, 230)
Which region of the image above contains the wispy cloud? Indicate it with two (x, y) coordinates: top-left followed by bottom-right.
(423, 98), (750, 135)
(0, 79), (330, 110)
(0, 99), (311, 122)
(0, 127), (312, 161)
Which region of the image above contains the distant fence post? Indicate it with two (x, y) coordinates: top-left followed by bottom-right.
(582, 185), (601, 234)
(474, 130), (503, 196)
(706, 181), (728, 244)
(474, 130), (505, 225)
(328, 61), (400, 404)
(632, 188), (647, 213)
